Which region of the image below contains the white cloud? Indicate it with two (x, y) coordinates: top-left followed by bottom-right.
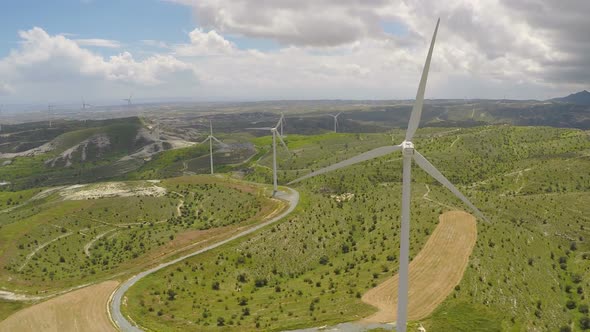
(0, 27), (198, 99)
(174, 28), (236, 56)
(74, 38), (122, 48)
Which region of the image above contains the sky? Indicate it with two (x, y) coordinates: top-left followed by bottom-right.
(0, 0), (589, 106)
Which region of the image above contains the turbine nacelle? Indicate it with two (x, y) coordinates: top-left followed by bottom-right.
(401, 141), (415, 155)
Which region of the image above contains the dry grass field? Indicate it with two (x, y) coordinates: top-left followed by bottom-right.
(0, 281), (118, 332)
(362, 210), (477, 323)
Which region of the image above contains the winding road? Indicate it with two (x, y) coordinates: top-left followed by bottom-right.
(109, 188), (299, 331)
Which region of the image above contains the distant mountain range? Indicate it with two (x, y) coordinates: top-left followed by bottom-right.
(552, 90), (590, 105)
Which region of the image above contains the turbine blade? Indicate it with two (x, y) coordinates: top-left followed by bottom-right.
(277, 133), (290, 154)
(211, 136), (225, 146)
(405, 18), (440, 141)
(288, 145), (402, 184)
(413, 150), (489, 222)
(200, 137), (210, 144)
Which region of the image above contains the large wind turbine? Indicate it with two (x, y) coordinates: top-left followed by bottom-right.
(328, 112), (341, 133)
(248, 117), (290, 197)
(289, 19), (488, 332)
(200, 120), (225, 175)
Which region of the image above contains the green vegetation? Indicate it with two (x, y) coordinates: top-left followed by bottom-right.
(124, 125), (590, 331)
(0, 300), (27, 322)
(0, 118), (145, 189)
(0, 176), (276, 293)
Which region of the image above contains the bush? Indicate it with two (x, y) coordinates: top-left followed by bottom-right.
(217, 317), (225, 326)
(254, 278), (267, 287)
(319, 255), (329, 265)
(566, 300), (577, 310)
(580, 304), (589, 314)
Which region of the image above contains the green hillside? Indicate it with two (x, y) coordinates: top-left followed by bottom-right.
(123, 125), (590, 331)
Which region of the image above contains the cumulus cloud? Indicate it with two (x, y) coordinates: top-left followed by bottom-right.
(0, 27), (197, 93)
(74, 38), (122, 48)
(169, 0), (390, 46)
(168, 0), (588, 94)
(174, 28), (236, 56)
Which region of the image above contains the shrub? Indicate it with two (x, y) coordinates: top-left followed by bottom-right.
(566, 300), (577, 310)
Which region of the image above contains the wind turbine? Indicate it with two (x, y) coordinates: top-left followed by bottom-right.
(123, 94), (133, 106)
(200, 120), (225, 175)
(288, 19), (488, 332)
(47, 104), (54, 128)
(247, 117), (290, 197)
(328, 112), (341, 133)
(82, 99), (92, 110)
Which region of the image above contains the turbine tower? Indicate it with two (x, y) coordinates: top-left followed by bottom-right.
(247, 117), (290, 197)
(200, 120), (225, 175)
(0, 104), (3, 132)
(328, 112), (341, 133)
(289, 19), (488, 332)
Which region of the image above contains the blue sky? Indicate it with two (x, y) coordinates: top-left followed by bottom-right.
(0, 0), (192, 57)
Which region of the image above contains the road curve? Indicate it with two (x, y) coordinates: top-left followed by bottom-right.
(109, 188), (300, 332)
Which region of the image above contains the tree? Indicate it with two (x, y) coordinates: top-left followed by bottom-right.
(217, 317), (225, 326)
(566, 300), (577, 310)
(167, 289), (176, 301)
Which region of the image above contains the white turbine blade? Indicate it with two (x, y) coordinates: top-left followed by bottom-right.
(209, 120), (213, 136)
(275, 117), (282, 129)
(413, 150), (489, 222)
(211, 136), (225, 146)
(200, 137), (210, 144)
(288, 145), (402, 184)
(277, 133), (290, 154)
(405, 18), (440, 141)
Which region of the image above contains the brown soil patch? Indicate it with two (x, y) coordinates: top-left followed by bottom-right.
(0, 281), (118, 332)
(362, 210), (477, 323)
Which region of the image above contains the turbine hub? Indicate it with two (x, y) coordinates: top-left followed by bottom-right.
(401, 140), (414, 155)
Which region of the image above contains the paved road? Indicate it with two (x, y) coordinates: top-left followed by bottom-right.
(109, 188), (300, 331)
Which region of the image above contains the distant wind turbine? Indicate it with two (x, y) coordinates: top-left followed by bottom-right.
(123, 94), (133, 106)
(82, 99), (92, 110)
(200, 120), (225, 175)
(288, 19), (488, 332)
(47, 104), (54, 128)
(328, 112), (341, 133)
(247, 117), (290, 197)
